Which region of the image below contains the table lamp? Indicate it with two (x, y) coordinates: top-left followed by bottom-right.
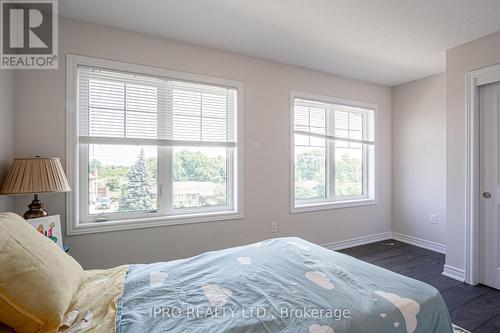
(0, 157), (71, 219)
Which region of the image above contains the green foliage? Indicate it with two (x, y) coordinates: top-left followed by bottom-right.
(90, 159), (102, 174)
(295, 150), (324, 181)
(173, 150), (226, 183)
(295, 148), (362, 200)
(295, 149), (326, 200)
(119, 149), (156, 212)
(335, 153), (362, 197)
(100, 166), (129, 192)
(294, 183), (317, 200)
(147, 157), (157, 182)
(90, 159), (129, 192)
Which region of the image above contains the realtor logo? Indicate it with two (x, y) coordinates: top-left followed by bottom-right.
(1, 0), (58, 69)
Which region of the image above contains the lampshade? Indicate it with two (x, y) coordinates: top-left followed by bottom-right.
(0, 157), (71, 195)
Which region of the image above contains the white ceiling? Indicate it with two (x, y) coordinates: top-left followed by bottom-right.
(60, 0), (500, 86)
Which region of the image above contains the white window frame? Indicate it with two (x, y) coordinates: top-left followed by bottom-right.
(66, 55), (244, 235)
(290, 90), (377, 213)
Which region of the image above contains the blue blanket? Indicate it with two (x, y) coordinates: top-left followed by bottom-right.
(116, 237), (452, 333)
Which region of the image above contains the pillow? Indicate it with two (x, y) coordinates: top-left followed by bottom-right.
(0, 213), (85, 333)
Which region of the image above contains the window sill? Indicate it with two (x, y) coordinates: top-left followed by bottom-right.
(291, 198), (377, 214)
(67, 210), (243, 235)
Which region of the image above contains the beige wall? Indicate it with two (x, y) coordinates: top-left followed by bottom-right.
(14, 18), (392, 269)
(446, 31), (500, 271)
(0, 71), (15, 212)
(392, 73), (446, 245)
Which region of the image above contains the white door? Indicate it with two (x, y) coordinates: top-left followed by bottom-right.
(480, 82), (500, 290)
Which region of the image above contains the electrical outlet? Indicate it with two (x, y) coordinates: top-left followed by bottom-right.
(430, 213), (438, 224)
(270, 221), (278, 233)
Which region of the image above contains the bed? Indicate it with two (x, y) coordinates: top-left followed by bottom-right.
(0, 213), (453, 333)
(64, 238), (452, 333)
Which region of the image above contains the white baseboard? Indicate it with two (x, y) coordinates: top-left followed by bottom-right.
(391, 232), (446, 254)
(321, 231), (464, 283)
(321, 232), (392, 251)
(442, 265), (466, 282)
(321, 231), (447, 253)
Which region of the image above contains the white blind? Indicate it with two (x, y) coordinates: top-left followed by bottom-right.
(294, 98), (374, 145)
(78, 66), (237, 147)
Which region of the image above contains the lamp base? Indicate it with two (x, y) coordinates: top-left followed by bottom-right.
(23, 194), (48, 219)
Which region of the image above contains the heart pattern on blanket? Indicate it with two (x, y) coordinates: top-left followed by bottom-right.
(202, 283), (232, 307)
(149, 271), (168, 287)
(309, 324), (334, 333)
(305, 271), (334, 290)
(394, 322), (400, 328)
(375, 291), (420, 333)
(237, 256), (251, 265)
(380, 313), (386, 318)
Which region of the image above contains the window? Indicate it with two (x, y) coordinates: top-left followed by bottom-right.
(67, 55), (242, 234)
(291, 92), (375, 212)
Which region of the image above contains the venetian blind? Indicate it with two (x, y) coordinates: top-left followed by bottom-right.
(294, 98), (374, 145)
(78, 66), (237, 147)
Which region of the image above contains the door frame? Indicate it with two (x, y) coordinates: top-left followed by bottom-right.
(465, 63), (500, 284)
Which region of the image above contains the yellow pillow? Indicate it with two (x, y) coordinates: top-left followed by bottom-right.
(0, 213), (85, 333)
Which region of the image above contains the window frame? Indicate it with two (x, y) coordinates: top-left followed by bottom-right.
(290, 90), (377, 213)
(66, 55), (244, 235)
